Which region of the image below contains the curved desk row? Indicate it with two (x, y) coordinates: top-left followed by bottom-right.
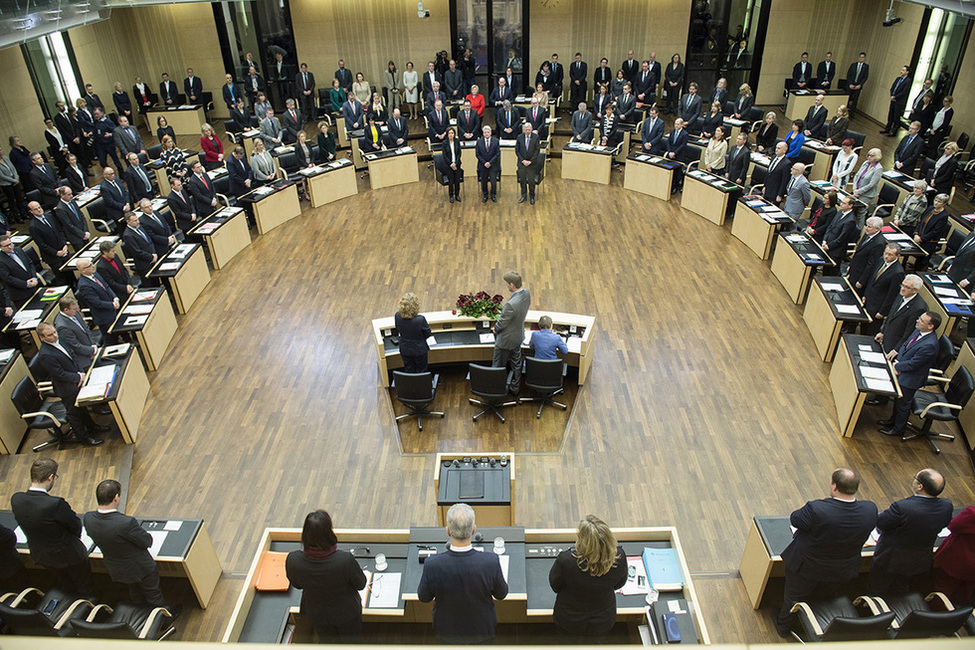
(371, 310), (595, 388)
(223, 525), (710, 644)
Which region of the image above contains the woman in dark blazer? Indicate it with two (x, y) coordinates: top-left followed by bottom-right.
(294, 130), (315, 168)
(156, 116), (176, 145)
(824, 105), (849, 146)
(700, 101), (724, 139)
(927, 141), (958, 197)
(316, 121), (337, 164)
(112, 82), (132, 121)
(549, 515), (628, 639)
(436, 128), (463, 203)
(665, 53), (685, 115)
(804, 190), (838, 243)
(395, 292), (432, 372)
(285, 510), (367, 642)
(755, 111), (779, 153)
(913, 193), (951, 269)
(732, 83), (753, 119)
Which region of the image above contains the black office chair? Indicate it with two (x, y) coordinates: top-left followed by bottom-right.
(84, 197), (113, 234)
(317, 89), (331, 119)
(69, 602), (177, 640)
(924, 335), (956, 388)
(932, 231), (967, 272)
(392, 371), (443, 431)
(23, 246), (55, 284)
(11, 375), (77, 453)
(790, 596), (895, 643)
(277, 152), (300, 178)
(904, 365), (974, 454)
(868, 592), (973, 639)
(722, 100), (735, 116)
(748, 164), (768, 195)
(211, 175), (236, 208)
(26, 188), (43, 207)
(794, 147), (815, 169)
(847, 129), (866, 150)
(432, 153), (464, 198)
(522, 357), (566, 418)
(744, 106), (763, 126)
(870, 182), (902, 221)
(146, 144), (162, 160)
(468, 363), (518, 423)
(0, 587), (94, 636)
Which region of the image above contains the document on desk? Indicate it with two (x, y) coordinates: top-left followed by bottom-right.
(147, 531), (169, 557)
(618, 556), (649, 595)
(934, 286), (959, 297)
(368, 572), (402, 608)
(479, 332), (495, 343)
(359, 570), (372, 607)
(859, 365), (890, 380)
(426, 335), (437, 347)
(859, 351), (886, 364)
(124, 304), (154, 315)
(820, 282), (845, 292)
(942, 297), (974, 306)
(195, 223), (220, 234)
(132, 290), (157, 302)
(864, 378), (894, 393)
(13, 526), (26, 544)
(12, 309), (43, 322)
(929, 274), (952, 283)
(158, 262), (181, 272)
(124, 315), (148, 327)
(0, 349), (14, 363)
(834, 304), (860, 315)
(80, 526), (95, 551)
(567, 337), (582, 354)
(883, 233), (912, 241)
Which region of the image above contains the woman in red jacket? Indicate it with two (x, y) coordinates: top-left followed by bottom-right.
(466, 84), (485, 117)
(934, 505), (975, 605)
(199, 123), (224, 171)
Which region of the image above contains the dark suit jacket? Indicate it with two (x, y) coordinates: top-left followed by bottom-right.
(427, 109), (449, 138)
(417, 548), (508, 642)
(281, 109), (303, 144)
(140, 211), (173, 257)
(55, 200), (88, 249)
(186, 172), (217, 216)
(763, 156), (793, 203)
(385, 116), (408, 146)
(792, 61), (813, 85)
(29, 215), (68, 269)
(516, 132), (540, 166)
(874, 494), (953, 575)
(804, 105), (828, 137)
(621, 59), (639, 83)
(30, 164), (61, 208)
(947, 234), (975, 287)
(549, 546), (627, 636)
(817, 60), (835, 87)
(124, 165), (155, 202)
(36, 341), (86, 403)
(928, 156), (957, 195)
(822, 210), (858, 255)
(342, 101), (363, 131)
(94, 118), (116, 152)
(726, 144), (750, 185)
(678, 93), (702, 123)
(616, 93), (636, 122)
(158, 80), (178, 105)
(894, 329), (939, 389)
(457, 110), (480, 139)
(880, 294), (928, 353)
(847, 62), (869, 88)
(54, 311), (96, 368)
(100, 179), (130, 224)
(664, 128), (688, 160)
(167, 189), (196, 231)
(489, 86), (512, 107)
(495, 108), (520, 138)
(863, 259), (905, 318)
(286, 548), (366, 626)
(0, 247), (38, 304)
(63, 165), (90, 193)
(633, 70), (655, 101)
(436, 140), (463, 174)
(708, 87), (728, 108)
(569, 61), (588, 88)
(571, 111), (594, 143)
(782, 497), (878, 581)
(122, 226), (157, 277)
(335, 68), (354, 92)
(10, 489), (87, 569)
(524, 106), (547, 133)
(112, 91), (132, 115)
(593, 67), (612, 90)
(76, 272), (117, 327)
(0, 523), (24, 580)
(184, 76), (203, 101)
(475, 137), (500, 178)
(222, 82), (242, 109)
(847, 233), (886, 288)
(227, 156), (253, 198)
(915, 208), (950, 255)
(733, 93), (754, 117)
(894, 134), (923, 171)
(97, 254), (133, 300)
(83, 510), (156, 583)
(890, 76), (911, 107)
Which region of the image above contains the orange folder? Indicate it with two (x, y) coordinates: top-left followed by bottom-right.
(255, 551), (290, 591)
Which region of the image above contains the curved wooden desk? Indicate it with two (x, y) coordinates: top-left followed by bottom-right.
(371, 310), (595, 388)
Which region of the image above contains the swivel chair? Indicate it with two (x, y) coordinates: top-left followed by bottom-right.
(904, 366), (974, 453)
(790, 596), (895, 643)
(69, 602), (177, 640)
(0, 587), (94, 636)
(867, 591), (973, 639)
(11, 375), (76, 453)
(392, 371), (443, 431)
(522, 357), (567, 418)
(468, 363), (518, 422)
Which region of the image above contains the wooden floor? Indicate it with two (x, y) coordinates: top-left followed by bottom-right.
(1, 109), (974, 646)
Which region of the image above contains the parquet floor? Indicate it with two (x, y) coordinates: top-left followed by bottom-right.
(1, 110), (973, 646)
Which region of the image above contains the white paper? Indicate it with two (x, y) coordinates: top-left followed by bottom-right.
(14, 526), (26, 544)
(859, 351), (887, 364)
(883, 233), (912, 241)
(929, 274), (952, 283)
(124, 315), (148, 327)
(368, 571), (401, 608)
(943, 297), (974, 306)
(479, 332), (495, 343)
(123, 304), (154, 315)
(163, 520), (183, 532)
(939, 527), (950, 538)
(425, 335), (437, 347)
(499, 554), (510, 583)
(820, 282), (845, 292)
(567, 337), (582, 354)
(859, 365), (890, 380)
(80, 526), (95, 550)
(618, 556), (649, 595)
(148, 530), (168, 557)
(834, 304), (860, 314)
(12, 309), (43, 322)
(864, 378), (894, 392)
(359, 570), (372, 607)
(158, 262), (181, 271)
(933, 287), (959, 298)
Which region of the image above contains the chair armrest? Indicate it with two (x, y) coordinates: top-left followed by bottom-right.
(86, 603), (113, 622)
(870, 203), (895, 219)
(4, 586), (42, 607)
(790, 601), (823, 637)
(215, 192), (230, 208)
(937, 255), (955, 271)
(684, 160), (699, 173)
(54, 599), (94, 629)
(139, 606), (174, 639)
(748, 183), (765, 194)
(91, 219), (112, 232)
(919, 401), (962, 418)
(20, 410), (64, 428)
(854, 596), (883, 615)
(926, 375), (950, 385)
(925, 591), (955, 610)
(277, 167), (289, 181)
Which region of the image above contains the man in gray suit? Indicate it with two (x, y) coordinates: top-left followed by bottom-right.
(783, 162), (811, 221)
(493, 270), (531, 394)
(54, 297), (99, 368)
(259, 107), (283, 149)
(570, 103), (594, 143)
(113, 116), (146, 160)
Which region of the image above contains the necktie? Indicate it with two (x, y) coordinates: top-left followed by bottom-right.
(229, 85), (234, 100)
(92, 274), (106, 289)
(200, 174), (209, 189)
(906, 331), (920, 348)
(136, 227), (149, 242)
(291, 110), (296, 123)
(8, 252), (25, 271)
(906, 135), (914, 150)
(857, 63), (862, 80)
(303, 72), (307, 86)
(770, 157), (778, 174)
(788, 177), (795, 193)
(875, 262), (890, 280)
(138, 168), (150, 192)
(112, 181), (120, 195)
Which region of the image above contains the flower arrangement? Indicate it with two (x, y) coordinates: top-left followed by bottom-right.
(454, 291), (504, 319)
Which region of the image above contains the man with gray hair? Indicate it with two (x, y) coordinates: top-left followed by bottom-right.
(782, 162), (810, 221)
(866, 273), (928, 407)
(847, 216), (885, 290)
(493, 269), (531, 393)
(417, 503), (508, 643)
(861, 243), (905, 336)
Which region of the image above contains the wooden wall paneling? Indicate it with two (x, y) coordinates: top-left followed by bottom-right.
(949, 31), (975, 148)
(0, 45), (47, 154)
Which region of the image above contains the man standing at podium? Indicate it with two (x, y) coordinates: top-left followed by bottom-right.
(493, 270), (531, 394)
(417, 503), (508, 644)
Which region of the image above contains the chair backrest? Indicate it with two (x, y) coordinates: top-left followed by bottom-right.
(745, 106), (763, 124)
(278, 152), (298, 174)
(795, 147), (815, 167)
(722, 100), (735, 116)
(10, 376), (42, 416)
(957, 132), (969, 151)
(524, 357), (563, 391)
(469, 363), (507, 399)
(224, 119), (240, 135)
(431, 153), (448, 184)
(70, 620), (140, 640)
(0, 603), (59, 636)
(26, 189), (42, 205)
(750, 165), (767, 187)
(878, 182), (900, 205)
(213, 175), (231, 197)
(27, 353), (52, 384)
(809, 195), (824, 215)
(683, 143), (702, 165)
(920, 157), (936, 179)
(393, 371), (434, 402)
(934, 335), (956, 374)
(821, 612), (895, 641)
(945, 229), (966, 255)
(146, 144), (162, 160)
(847, 130), (866, 149)
(892, 606), (973, 639)
(86, 197), (106, 221)
(945, 366), (975, 409)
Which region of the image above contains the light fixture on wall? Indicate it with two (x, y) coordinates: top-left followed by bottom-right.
(417, 1), (429, 19)
(883, 0), (903, 26)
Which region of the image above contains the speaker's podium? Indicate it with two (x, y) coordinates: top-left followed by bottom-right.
(435, 452), (514, 527)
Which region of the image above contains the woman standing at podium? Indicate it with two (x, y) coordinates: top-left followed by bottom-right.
(395, 292), (432, 373)
(549, 515), (627, 640)
(286, 510), (367, 642)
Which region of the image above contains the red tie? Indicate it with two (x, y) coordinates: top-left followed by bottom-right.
(291, 110), (296, 122)
(906, 332), (920, 348)
(200, 174), (209, 189)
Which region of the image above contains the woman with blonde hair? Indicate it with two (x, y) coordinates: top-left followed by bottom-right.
(395, 292), (432, 372)
(549, 515), (627, 638)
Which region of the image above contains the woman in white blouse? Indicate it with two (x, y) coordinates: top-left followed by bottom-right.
(249, 138), (276, 185)
(403, 62), (419, 120)
(830, 138), (858, 188)
(352, 72), (371, 105)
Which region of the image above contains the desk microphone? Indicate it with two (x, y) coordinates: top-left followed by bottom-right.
(473, 532), (483, 543)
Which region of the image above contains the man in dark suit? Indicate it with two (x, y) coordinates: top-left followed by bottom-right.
(821, 196), (859, 271)
(55, 297), (99, 366)
(678, 82), (702, 124)
(158, 73), (178, 107)
(475, 126), (500, 203)
(869, 468), (953, 595)
(443, 59), (464, 100)
(792, 52), (812, 89)
(97, 239), (137, 300)
(0, 235), (41, 306)
(571, 103), (594, 144)
(873, 273), (929, 362)
(341, 94), (364, 132)
(882, 65), (912, 135)
(548, 53), (564, 98)
(878, 310), (941, 437)
(425, 82), (447, 111)
(123, 153), (156, 202)
(84, 480), (169, 607)
(495, 101), (520, 140)
(861, 244), (905, 335)
(385, 109), (409, 148)
(27, 200), (70, 279)
(847, 216), (885, 290)
(817, 52), (835, 89)
(616, 84), (637, 124)
(664, 118), (689, 192)
(621, 50), (639, 84)
(489, 77), (511, 109)
(100, 166), (131, 228)
(846, 52), (869, 117)
(639, 105), (665, 154)
(524, 98), (547, 138)
(568, 53), (587, 107)
(427, 100), (449, 146)
(84, 84), (104, 112)
(456, 100), (480, 142)
(54, 186), (90, 251)
(136, 199), (176, 257)
(633, 60), (655, 106)
(421, 61), (439, 99)
(222, 73), (242, 111)
(121, 212), (158, 281)
(54, 101), (79, 156)
(946, 231), (975, 290)
(893, 121), (923, 173)
(763, 141), (792, 205)
(295, 63), (316, 120)
(244, 67), (267, 108)
(167, 178), (197, 232)
(515, 124), (540, 205)
(226, 146), (252, 199)
(417, 503), (508, 644)
(183, 68), (203, 105)
(75, 257), (119, 339)
(29, 153), (61, 209)
(281, 99), (303, 145)
(726, 131), (750, 186)
(186, 161), (218, 217)
(803, 94), (829, 139)
(11, 458), (96, 595)
(775, 468), (877, 637)
(334, 60), (353, 94)
(93, 108), (123, 170)
(62, 153), (90, 194)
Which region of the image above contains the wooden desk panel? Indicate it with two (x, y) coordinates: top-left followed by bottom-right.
(148, 107), (205, 136)
(561, 148), (611, 185)
(739, 519), (776, 609)
(0, 354), (29, 454)
(107, 352), (151, 443)
(802, 280), (842, 362)
(137, 294), (178, 372)
(785, 92), (848, 123)
(770, 235), (814, 304)
(168, 246), (211, 314)
(253, 184), (302, 235)
(681, 175), (731, 226)
(307, 165), (358, 207)
(829, 338), (864, 438)
(731, 206), (776, 260)
(500, 144), (518, 176)
(202, 209), (251, 270)
(623, 159), (671, 200)
(950, 339), (975, 450)
(368, 152), (420, 190)
(461, 146), (478, 178)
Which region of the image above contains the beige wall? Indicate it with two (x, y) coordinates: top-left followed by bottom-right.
(290, 0), (451, 98)
(0, 46), (47, 155)
(949, 32), (975, 147)
(529, 0), (690, 95)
